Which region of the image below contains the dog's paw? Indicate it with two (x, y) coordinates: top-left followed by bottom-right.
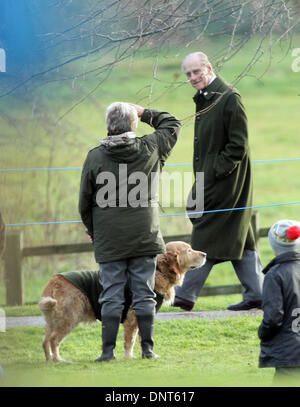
(53, 357), (71, 363)
(124, 352), (135, 359)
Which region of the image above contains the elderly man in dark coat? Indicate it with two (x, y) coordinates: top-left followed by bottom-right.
(173, 52), (264, 311)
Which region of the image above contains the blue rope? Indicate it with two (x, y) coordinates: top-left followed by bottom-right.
(167, 159), (300, 166)
(6, 220), (83, 227)
(161, 201), (300, 217)
(1, 158), (300, 172)
(252, 158), (300, 164)
(5, 201), (300, 227)
(2, 159), (300, 226)
(0, 167), (83, 172)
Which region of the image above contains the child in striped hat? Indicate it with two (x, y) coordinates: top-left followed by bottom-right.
(258, 219), (300, 384)
(268, 219), (300, 255)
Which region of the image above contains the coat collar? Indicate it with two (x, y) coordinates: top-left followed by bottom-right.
(193, 76), (229, 103)
(101, 131), (136, 147)
(262, 251), (300, 274)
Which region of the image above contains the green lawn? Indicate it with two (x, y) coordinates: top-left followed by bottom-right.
(2, 301), (299, 387)
(0, 317), (277, 387)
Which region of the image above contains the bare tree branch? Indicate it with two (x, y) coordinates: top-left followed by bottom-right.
(0, 0), (299, 112)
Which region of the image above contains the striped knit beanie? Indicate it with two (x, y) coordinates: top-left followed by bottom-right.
(268, 219), (300, 255)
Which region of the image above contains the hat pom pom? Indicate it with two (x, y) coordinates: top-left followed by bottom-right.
(287, 226), (300, 241)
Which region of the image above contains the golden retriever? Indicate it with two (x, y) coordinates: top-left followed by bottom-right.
(39, 241), (206, 362)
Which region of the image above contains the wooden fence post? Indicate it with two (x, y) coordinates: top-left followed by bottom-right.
(4, 231), (24, 306)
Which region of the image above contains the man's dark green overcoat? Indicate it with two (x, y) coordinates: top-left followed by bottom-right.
(189, 76), (256, 260)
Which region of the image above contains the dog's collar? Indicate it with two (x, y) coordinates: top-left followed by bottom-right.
(154, 289), (165, 304)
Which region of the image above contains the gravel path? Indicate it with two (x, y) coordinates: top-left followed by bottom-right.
(156, 309), (263, 320)
(5, 309), (263, 328)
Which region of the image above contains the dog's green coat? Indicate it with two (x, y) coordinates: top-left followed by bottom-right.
(59, 270), (164, 323)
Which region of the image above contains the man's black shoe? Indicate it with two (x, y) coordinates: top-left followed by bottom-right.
(173, 297), (195, 311)
(94, 354), (116, 363)
(142, 350), (159, 359)
(227, 300), (262, 311)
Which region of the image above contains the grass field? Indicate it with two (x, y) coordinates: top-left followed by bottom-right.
(1, 313), (299, 388)
(0, 316), (274, 387)
(1, 294), (299, 388)
(0, 35), (300, 388)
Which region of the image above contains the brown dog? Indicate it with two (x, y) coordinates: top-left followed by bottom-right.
(39, 241), (206, 362)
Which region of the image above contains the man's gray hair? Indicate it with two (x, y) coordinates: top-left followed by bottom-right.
(106, 102), (138, 135)
(181, 52), (211, 73)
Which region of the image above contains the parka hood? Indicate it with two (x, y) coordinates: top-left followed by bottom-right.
(262, 251), (300, 274)
(101, 132), (140, 163)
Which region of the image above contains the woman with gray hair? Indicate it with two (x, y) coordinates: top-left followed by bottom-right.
(106, 102), (138, 135)
(79, 101), (181, 362)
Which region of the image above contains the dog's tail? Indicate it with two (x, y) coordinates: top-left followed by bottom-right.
(39, 296), (57, 314)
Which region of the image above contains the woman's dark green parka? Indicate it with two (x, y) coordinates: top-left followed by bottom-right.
(79, 109), (181, 263)
(189, 76), (256, 260)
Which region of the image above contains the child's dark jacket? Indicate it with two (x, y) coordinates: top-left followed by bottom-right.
(258, 251), (300, 368)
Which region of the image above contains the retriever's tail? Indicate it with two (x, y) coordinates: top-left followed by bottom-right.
(39, 296), (57, 314)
